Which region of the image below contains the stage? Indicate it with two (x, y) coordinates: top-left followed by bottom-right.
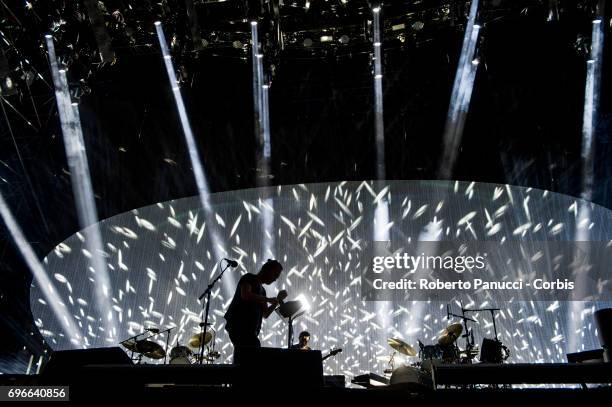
(2, 361), (612, 402)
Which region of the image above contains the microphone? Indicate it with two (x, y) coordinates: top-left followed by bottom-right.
(224, 258), (239, 267)
(145, 328), (160, 334)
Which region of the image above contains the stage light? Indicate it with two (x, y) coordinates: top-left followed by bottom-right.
(411, 21), (425, 31)
(547, 0), (559, 22)
(320, 35), (333, 43)
(339, 35), (350, 44)
(303, 38), (313, 47)
(294, 294), (311, 313)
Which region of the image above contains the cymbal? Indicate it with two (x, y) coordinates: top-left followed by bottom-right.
(387, 338), (417, 357)
(189, 331), (212, 348)
(437, 323), (463, 346)
(120, 339), (138, 353)
(135, 340), (166, 359)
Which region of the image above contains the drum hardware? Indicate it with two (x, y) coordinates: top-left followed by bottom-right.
(418, 340), (443, 360)
(480, 338), (510, 363)
(446, 304), (478, 361)
(277, 300), (306, 349)
(447, 303), (510, 364)
(120, 327), (174, 363)
(206, 350), (221, 360)
(386, 338), (417, 374)
(120, 338), (166, 362)
(384, 352), (396, 375)
(186, 326), (222, 364)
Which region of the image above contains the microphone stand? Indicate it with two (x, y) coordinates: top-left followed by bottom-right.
(197, 260), (232, 364)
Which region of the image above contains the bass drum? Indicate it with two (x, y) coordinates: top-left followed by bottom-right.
(390, 365), (431, 389)
(169, 356), (192, 365)
(169, 345), (193, 364)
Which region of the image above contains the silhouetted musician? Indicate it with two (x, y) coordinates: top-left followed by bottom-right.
(224, 259), (287, 363)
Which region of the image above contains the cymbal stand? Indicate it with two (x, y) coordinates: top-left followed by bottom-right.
(384, 351), (396, 374)
(286, 311), (304, 349)
(156, 327), (174, 364)
(466, 307), (500, 340)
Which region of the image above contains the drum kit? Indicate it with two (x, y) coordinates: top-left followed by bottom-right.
(120, 327), (221, 365)
(385, 304), (510, 387)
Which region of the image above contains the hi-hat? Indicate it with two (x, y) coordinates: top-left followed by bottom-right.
(189, 331), (212, 348)
(438, 323), (463, 346)
(387, 338), (417, 356)
(121, 338), (166, 359)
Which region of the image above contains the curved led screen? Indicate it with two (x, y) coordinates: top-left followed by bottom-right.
(31, 180), (612, 376)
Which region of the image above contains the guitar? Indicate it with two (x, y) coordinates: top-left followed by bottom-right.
(322, 348), (342, 362)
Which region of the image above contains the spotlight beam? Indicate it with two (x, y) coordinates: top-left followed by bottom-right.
(371, 7), (392, 336)
(373, 6), (385, 181)
(154, 22), (227, 260)
(154, 22), (234, 303)
(45, 35), (118, 342)
(0, 192), (82, 346)
(580, 19), (603, 203)
(438, 0), (480, 179)
(569, 18), (604, 352)
(251, 22), (275, 259)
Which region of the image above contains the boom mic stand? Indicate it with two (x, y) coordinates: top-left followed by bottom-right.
(197, 259), (232, 364)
